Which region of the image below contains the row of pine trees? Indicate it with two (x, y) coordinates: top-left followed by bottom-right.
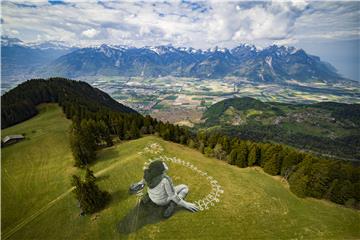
(192, 131), (360, 207)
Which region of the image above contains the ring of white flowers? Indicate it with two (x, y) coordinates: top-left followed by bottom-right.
(141, 155), (224, 211)
(138, 142), (164, 155)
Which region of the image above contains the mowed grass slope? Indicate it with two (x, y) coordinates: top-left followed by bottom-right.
(1, 104), (76, 238)
(1, 104), (360, 239)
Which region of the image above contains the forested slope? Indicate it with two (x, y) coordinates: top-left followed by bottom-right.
(1, 77), (138, 129)
(200, 97), (360, 160)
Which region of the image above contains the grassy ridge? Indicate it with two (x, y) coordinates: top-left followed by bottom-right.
(1, 104), (360, 239)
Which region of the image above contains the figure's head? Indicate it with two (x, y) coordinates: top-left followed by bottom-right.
(147, 160), (168, 175)
(144, 160), (168, 187)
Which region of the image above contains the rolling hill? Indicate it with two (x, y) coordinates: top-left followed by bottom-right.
(199, 97), (360, 161)
(1, 78), (138, 128)
(2, 104), (359, 239)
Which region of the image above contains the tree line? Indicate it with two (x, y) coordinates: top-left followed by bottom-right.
(165, 130), (360, 208)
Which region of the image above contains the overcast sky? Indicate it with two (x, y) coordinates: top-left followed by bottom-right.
(1, 0), (359, 80)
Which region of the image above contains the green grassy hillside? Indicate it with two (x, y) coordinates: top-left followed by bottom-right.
(200, 97), (360, 160)
(2, 104), (360, 239)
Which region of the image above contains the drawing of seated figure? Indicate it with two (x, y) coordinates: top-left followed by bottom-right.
(118, 160), (199, 234)
(130, 160), (199, 218)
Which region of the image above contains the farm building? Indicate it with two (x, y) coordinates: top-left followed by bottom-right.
(2, 135), (25, 146)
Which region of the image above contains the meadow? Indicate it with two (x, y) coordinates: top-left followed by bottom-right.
(1, 104), (359, 239)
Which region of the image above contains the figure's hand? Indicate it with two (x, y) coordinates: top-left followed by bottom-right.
(184, 202), (199, 212)
(129, 182), (145, 194)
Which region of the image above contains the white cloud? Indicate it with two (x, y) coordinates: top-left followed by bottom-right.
(82, 28), (99, 38)
(1, 1), (359, 49)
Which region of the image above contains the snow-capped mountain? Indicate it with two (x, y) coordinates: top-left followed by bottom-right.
(1, 36), (25, 46)
(1, 37), (352, 83)
(1, 36), (77, 81)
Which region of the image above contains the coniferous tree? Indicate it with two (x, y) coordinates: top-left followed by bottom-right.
(198, 142), (205, 154)
(263, 154), (280, 175)
(97, 120), (113, 146)
(326, 179), (343, 204)
(129, 121), (141, 139)
(70, 122), (96, 167)
(248, 144), (260, 166)
(281, 151), (303, 176)
(213, 143), (226, 160)
(228, 148), (238, 165)
(221, 136), (231, 154)
(261, 145), (282, 168)
(288, 156), (314, 197)
(204, 146), (214, 157)
(72, 174), (110, 214)
(288, 168), (309, 198)
(187, 139), (196, 148)
(340, 180), (354, 204)
(208, 133), (219, 148)
(306, 160), (331, 199)
(235, 142), (248, 168)
(85, 168), (96, 183)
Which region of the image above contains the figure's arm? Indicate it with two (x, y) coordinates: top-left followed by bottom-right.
(164, 179), (199, 212)
(129, 179), (145, 193)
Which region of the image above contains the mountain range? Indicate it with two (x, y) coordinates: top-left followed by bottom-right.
(1, 36), (353, 84)
(1, 36), (76, 81)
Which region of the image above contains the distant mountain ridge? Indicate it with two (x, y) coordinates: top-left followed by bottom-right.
(1, 36), (77, 81)
(44, 43), (347, 83)
(1, 36), (353, 83)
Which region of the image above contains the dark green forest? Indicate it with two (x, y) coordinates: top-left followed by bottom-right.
(2, 78), (359, 211)
(1, 78), (137, 129)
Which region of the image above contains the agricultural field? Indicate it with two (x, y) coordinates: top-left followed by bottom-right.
(79, 76), (360, 125)
(1, 104), (360, 239)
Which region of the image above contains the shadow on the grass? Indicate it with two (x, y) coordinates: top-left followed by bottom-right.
(117, 200), (182, 234)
